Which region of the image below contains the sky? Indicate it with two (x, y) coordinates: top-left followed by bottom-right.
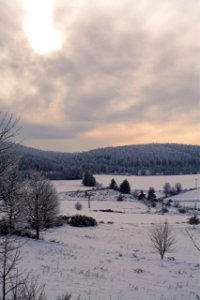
(0, 0), (199, 152)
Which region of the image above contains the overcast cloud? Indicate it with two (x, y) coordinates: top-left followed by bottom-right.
(0, 0), (199, 152)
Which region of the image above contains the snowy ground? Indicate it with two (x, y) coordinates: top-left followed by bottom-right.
(52, 174), (200, 193)
(16, 176), (200, 299)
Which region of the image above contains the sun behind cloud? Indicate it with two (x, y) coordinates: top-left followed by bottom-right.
(22, 0), (62, 55)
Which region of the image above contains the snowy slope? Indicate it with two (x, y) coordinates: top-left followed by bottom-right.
(7, 176), (200, 300)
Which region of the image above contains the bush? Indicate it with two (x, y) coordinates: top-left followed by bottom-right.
(161, 207), (168, 214)
(0, 220), (11, 235)
(57, 293), (72, 300)
(54, 215), (69, 227)
(147, 187), (156, 201)
(166, 199), (172, 207)
(68, 215), (97, 227)
(138, 190), (145, 200)
(179, 208), (187, 214)
(174, 201), (180, 208)
(13, 229), (37, 239)
(75, 202), (82, 211)
(117, 194), (123, 201)
(188, 215), (200, 225)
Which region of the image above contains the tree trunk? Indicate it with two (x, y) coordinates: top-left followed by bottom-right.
(36, 225), (40, 240)
(2, 274), (6, 300)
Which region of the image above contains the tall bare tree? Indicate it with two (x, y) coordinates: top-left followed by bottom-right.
(0, 237), (22, 300)
(149, 221), (176, 261)
(23, 172), (59, 239)
(0, 112), (19, 153)
(0, 236), (46, 300)
(0, 164), (22, 230)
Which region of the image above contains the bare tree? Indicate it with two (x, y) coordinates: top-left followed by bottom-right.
(0, 112), (20, 181)
(0, 236), (22, 300)
(0, 112), (19, 153)
(23, 172), (59, 239)
(149, 221), (176, 261)
(0, 236), (47, 300)
(0, 164), (22, 231)
(10, 274), (46, 300)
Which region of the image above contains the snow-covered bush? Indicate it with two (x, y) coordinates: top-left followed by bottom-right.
(54, 215), (69, 227)
(75, 202), (82, 211)
(179, 208), (187, 214)
(188, 215), (200, 225)
(68, 215), (97, 227)
(117, 194), (123, 201)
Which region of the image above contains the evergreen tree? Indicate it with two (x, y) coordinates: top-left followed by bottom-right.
(147, 187), (156, 201)
(138, 189), (146, 200)
(119, 179), (131, 194)
(109, 178), (118, 190)
(82, 171), (96, 187)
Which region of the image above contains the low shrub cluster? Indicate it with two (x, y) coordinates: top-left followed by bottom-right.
(54, 215), (70, 227)
(188, 215), (200, 225)
(13, 229), (37, 239)
(68, 214), (97, 227)
(179, 208), (187, 214)
(0, 221), (37, 238)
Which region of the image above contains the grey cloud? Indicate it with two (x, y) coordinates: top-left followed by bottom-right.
(0, 0), (199, 151)
(21, 122), (93, 140)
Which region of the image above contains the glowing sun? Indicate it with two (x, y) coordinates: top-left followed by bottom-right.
(23, 0), (62, 55)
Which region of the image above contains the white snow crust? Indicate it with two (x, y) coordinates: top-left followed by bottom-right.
(11, 175), (200, 299)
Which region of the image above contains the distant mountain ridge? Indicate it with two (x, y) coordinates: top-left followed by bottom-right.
(9, 143), (200, 179)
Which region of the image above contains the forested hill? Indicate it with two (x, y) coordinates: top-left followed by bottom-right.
(9, 143), (200, 179)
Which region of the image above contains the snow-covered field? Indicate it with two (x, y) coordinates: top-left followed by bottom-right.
(18, 176), (200, 299)
(52, 174), (200, 192)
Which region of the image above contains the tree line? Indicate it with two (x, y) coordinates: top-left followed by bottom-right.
(8, 142), (200, 180)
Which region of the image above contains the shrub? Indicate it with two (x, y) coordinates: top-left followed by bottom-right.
(175, 182), (182, 194)
(174, 201), (180, 208)
(117, 194), (123, 201)
(188, 215), (200, 225)
(68, 215), (97, 227)
(163, 182), (172, 197)
(54, 215), (69, 227)
(0, 220), (11, 235)
(147, 187), (156, 201)
(13, 229), (37, 239)
(138, 190), (145, 200)
(75, 202), (82, 211)
(166, 199), (172, 207)
(57, 293), (72, 300)
(161, 207), (168, 214)
(179, 208), (187, 214)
